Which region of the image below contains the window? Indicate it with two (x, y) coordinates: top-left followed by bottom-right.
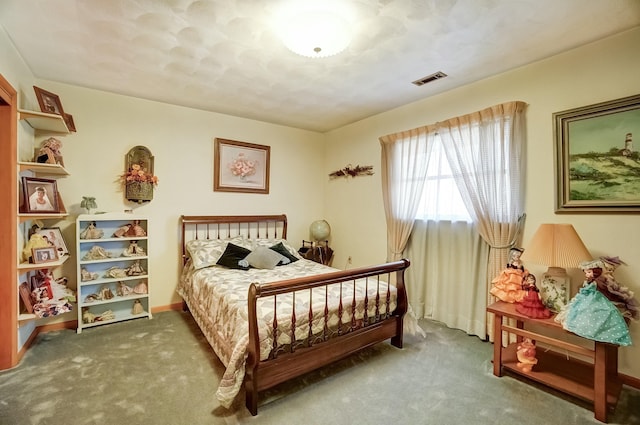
(415, 136), (472, 222)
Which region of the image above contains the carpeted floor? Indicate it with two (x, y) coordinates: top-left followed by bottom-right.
(1, 310), (639, 425)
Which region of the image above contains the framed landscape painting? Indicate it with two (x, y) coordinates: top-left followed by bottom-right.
(554, 94), (640, 213)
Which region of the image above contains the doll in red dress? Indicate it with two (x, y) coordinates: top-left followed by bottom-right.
(516, 274), (552, 319)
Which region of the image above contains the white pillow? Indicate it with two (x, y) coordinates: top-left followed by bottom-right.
(243, 246), (286, 270)
(250, 238), (301, 259)
(186, 236), (247, 270)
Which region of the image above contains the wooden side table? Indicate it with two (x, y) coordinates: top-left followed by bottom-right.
(487, 301), (622, 423)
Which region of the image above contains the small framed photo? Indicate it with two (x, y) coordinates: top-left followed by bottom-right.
(19, 282), (34, 313)
(32, 246), (59, 264)
(21, 177), (60, 213)
(33, 86), (65, 116)
(64, 113), (76, 132)
(214, 138), (270, 194)
(36, 227), (69, 257)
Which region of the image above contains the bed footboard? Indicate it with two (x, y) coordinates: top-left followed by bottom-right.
(244, 259), (410, 415)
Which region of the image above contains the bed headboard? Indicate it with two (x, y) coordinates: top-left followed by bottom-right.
(180, 214), (288, 263)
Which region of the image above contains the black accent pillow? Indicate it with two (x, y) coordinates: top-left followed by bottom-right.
(216, 243), (251, 270)
(269, 242), (299, 265)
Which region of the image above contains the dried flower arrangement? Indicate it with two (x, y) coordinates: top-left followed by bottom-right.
(121, 164), (159, 186)
(329, 164), (374, 179)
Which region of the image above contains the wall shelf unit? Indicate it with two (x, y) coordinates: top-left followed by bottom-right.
(76, 214), (151, 333)
(11, 106), (74, 368)
(18, 109), (69, 134)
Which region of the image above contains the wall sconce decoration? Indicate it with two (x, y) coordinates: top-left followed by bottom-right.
(329, 164), (374, 179)
(121, 146), (158, 203)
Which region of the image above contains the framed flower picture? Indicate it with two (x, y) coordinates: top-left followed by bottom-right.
(213, 138), (270, 194)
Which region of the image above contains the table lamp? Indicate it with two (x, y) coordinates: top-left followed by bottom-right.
(520, 223), (592, 312)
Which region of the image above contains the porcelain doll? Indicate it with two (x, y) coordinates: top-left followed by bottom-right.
(490, 247), (527, 303)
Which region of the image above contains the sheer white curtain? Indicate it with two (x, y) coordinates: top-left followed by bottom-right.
(380, 101), (527, 339)
(379, 126), (436, 261)
(438, 101), (527, 340)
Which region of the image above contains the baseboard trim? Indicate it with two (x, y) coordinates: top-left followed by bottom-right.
(151, 303), (183, 313)
(621, 373), (640, 390)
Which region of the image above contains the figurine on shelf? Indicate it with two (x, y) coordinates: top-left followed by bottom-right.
(132, 299), (145, 315)
(82, 307), (96, 324)
(80, 221), (104, 239)
(113, 224), (132, 238)
(95, 310), (115, 322)
(80, 196), (98, 214)
(117, 281), (134, 296)
(516, 338), (538, 373)
(36, 137), (63, 165)
(126, 260), (145, 276)
(99, 286), (114, 300)
(516, 274), (552, 319)
(84, 293), (100, 303)
(126, 220), (146, 237)
(83, 245), (111, 260)
(104, 266), (128, 279)
(133, 280), (148, 294)
(81, 267), (98, 282)
(122, 240), (145, 257)
(595, 256), (639, 322)
(490, 247), (527, 303)
(557, 260), (632, 346)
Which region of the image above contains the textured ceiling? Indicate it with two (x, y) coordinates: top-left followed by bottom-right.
(1, 0), (639, 132)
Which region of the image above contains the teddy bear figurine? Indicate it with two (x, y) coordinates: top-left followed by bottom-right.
(516, 338), (538, 373)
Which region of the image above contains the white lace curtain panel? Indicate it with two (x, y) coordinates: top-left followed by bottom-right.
(379, 101), (527, 339)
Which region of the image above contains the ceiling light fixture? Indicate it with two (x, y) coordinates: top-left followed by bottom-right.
(277, 2), (353, 58)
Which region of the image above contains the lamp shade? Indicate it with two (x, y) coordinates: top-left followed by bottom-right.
(521, 224), (591, 269)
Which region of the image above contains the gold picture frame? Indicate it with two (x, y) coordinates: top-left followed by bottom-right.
(554, 93), (640, 213)
(214, 138), (270, 194)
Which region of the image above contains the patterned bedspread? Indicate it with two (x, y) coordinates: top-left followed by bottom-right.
(177, 259), (397, 408)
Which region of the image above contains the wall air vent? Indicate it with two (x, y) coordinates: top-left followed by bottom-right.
(412, 71), (448, 86)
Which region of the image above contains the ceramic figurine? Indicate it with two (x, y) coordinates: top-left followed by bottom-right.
(113, 224), (132, 238)
(133, 280), (148, 294)
(516, 274), (552, 319)
(132, 299), (145, 315)
(516, 338), (538, 372)
(122, 240), (145, 257)
(104, 266), (128, 279)
(126, 220), (146, 237)
(80, 221), (104, 239)
(81, 267), (98, 281)
(83, 245), (111, 260)
(117, 281), (134, 296)
(490, 247), (527, 303)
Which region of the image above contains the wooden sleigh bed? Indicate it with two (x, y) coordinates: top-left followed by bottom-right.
(179, 214), (410, 415)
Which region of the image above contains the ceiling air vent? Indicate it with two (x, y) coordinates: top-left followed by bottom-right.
(412, 71), (448, 86)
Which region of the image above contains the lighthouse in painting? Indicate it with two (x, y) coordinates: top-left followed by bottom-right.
(621, 133), (633, 157)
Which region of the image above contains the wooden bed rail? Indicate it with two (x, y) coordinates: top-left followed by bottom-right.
(244, 259), (410, 415)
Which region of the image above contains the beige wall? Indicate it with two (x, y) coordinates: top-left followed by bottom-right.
(324, 27), (640, 377)
(34, 81), (326, 311)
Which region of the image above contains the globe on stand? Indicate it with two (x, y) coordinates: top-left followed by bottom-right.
(310, 220), (330, 241)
